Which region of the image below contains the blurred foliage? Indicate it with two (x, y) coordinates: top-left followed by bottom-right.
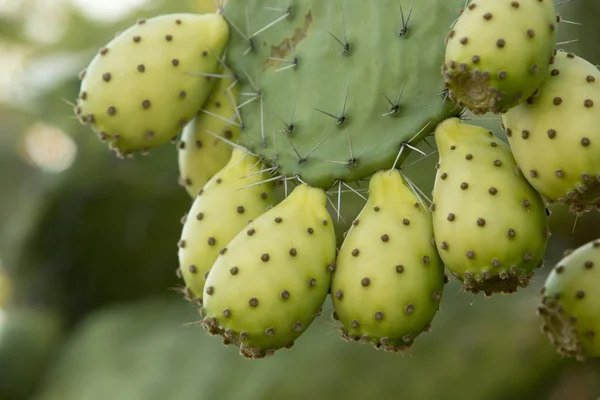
(0, 0), (599, 399)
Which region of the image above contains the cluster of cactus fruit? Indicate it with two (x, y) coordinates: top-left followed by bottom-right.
(74, 0), (600, 360)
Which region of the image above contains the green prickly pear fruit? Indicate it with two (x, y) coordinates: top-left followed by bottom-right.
(177, 148), (275, 304)
(201, 184), (336, 358)
(331, 170), (445, 352)
(443, 0), (557, 114)
(178, 73), (241, 198)
(538, 239), (600, 361)
(75, 13), (229, 156)
(431, 118), (550, 296)
(502, 51), (600, 215)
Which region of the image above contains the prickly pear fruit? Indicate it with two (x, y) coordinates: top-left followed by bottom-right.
(178, 73), (241, 198)
(201, 184), (336, 358)
(75, 13), (229, 156)
(331, 170), (445, 352)
(502, 51), (600, 215)
(431, 118), (550, 295)
(443, 0), (557, 114)
(177, 148), (275, 304)
(538, 239), (600, 361)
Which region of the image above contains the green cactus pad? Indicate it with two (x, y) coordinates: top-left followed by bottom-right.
(178, 148), (275, 304)
(201, 184), (336, 358)
(221, 0), (464, 189)
(331, 170), (445, 351)
(502, 51), (600, 215)
(443, 0), (557, 114)
(539, 239), (600, 361)
(432, 118), (550, 296)
(76, 13), (229, 156)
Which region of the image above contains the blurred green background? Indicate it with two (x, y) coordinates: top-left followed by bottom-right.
(0, 1), (599, 399)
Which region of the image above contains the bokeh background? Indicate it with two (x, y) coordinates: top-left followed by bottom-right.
(0, 0), (599, 399)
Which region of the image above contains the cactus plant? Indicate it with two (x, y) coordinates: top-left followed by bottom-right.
(70, 0), (600, 360)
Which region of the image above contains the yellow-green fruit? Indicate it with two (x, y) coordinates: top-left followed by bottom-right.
(201, 184), (336, 359)
(178, 74), (240, 198)
(331, 170), (445, 352)
(432, 118), (550, 296)
(76, 13), (229, 155)
(177, 148), (275, 304)
(443, 0), (557, 114)
(539, 239), (600, 361)
(502, 51), (600, 214)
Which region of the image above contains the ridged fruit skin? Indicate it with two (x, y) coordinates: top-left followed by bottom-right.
(76, 13), (229, 155)
(221, 0), (465, 188)
(331, 170), (445, 352)
(502, 50), (600, 215)
(443, 0), (557, 114)
(201, 184), (336, 359)
(177, 148), (275, 304)
(178, 73), (241, 198)
(538, 238), (600, 361)
(432, 117), (550, 296)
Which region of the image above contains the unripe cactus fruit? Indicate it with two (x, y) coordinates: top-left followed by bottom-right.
(76, 13), (229, 156)
(331, 170), (445, 352)
(431, 118), (550, 295)
(538, 239), (600, 361)
(201, 184), (336, 358)
(502, 51), (600, 215)
(178, 73), (241, 198)
(177, 148), (275, 304)
(443, 0), (557, 114)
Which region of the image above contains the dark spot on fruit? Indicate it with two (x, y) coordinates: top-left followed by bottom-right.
(207, 237), (216, 246)
(381, 234), (389, 242)
(361, 277), (371, 287)
(396, 265), (405, 273)
(289, 248), (297, 256)
(335, 290), (343, 300)
(466, 250), (475, 259)
(261, 253), (270, 262)
(404, 304), (415, 314)
(308, 278), (317, 287)
(206, 286), (214, 295)
(352, 249), (360, 257)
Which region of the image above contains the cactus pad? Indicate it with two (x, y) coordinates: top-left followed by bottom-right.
(76, 13), (229, 155)
(432, 118), (550, 295)
(221, 0), (464, 188)
(331, 170), (445, 351)
(502, 51), (600, 215)
(539, 239), (600, 361)
(443, 0), (557, 114)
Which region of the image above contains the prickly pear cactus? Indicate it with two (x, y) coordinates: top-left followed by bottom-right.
(177, 73), (241, 197)
(201, 184), (336, 358)
(177, 148), (275, 304)
(220, 0), (464, 188)
(538, 239), (600, 361)
(502, 51), (600, 214)
(443, 0), (557, 114)
(75, 13), (229, 156)
(431, 118), (550, 295)
(331, 170), (445, 351)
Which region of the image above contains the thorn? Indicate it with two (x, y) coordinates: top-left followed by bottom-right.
(400, 171), (432, 209)
(555, 0), (575, 6)
(326, 192), (346, 224)
(381, 78), (407, 116)
(342, 181), (368, 202)
(238, 175), (284, 191)
(186, 72), (236, 79)
(250, 10), (290, 38)
(200, 108), (243, 127)
(405, 143), (427, 156)
(337, 180), (342, 222)
(398, 0), (416, 37)
(557, 39), (579, 46)
(326, 5), (349, 54)
(205, 130), (258, 156)
(401, 150), (438, 169)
